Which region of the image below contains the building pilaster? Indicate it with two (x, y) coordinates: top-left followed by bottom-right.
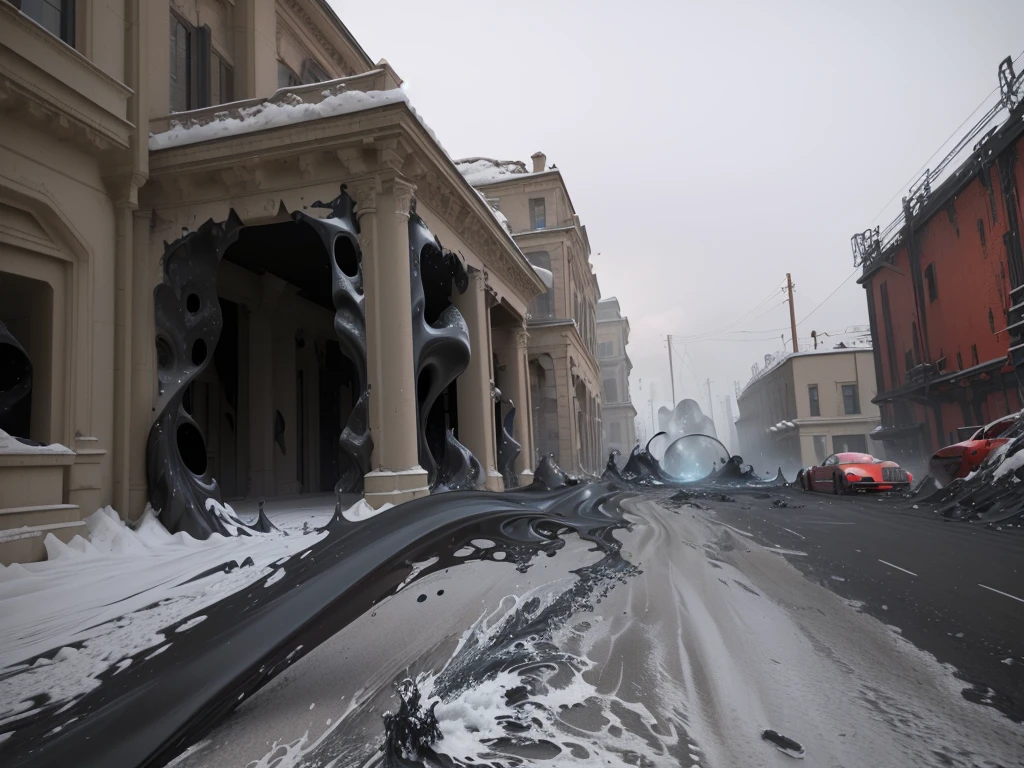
(508, 328), (534, 479)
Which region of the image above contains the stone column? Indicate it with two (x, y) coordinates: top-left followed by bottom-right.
(508, 329), (534, 480)
(453, 268), (501, 491)
(360, 177), (430, 507)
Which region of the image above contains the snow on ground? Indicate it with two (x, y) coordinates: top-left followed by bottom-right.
(0, 497), (338, 725)
(341, 499), (393, 522)
(149, 89), (409, 150)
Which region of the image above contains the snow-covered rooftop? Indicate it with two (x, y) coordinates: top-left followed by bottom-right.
(740, 343), (873, 398)
(455, 158), (537, 187)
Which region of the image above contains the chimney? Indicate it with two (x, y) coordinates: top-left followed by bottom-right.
(531, 151), (546, 173)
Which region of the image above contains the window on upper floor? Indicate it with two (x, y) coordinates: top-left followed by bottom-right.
(278, 61), (302, 89)
(842, 384), (860, 415)
(925, 263), (937, 302)
(598, 341), (614, 358)
(170, 13), (195, 113)
(211, 52), (234, 106)
(529, 198), (546, 229)
(603, 378), (618, 403)
(808, 385), (820, 416)
(610, 421), (622, 442)
(17, 0), (75, 46)
(300, 58), (330, 84)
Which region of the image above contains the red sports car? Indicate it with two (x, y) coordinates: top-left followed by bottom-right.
(929, 412), (1020, 487)
(798, 452), (913, 494)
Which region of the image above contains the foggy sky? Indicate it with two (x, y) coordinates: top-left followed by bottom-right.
(332, 0), (1024, 442)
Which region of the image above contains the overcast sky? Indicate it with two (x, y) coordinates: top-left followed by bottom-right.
(333, 0), (1024, 443)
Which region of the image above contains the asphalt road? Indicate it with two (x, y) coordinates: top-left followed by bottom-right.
(695, 484), (1024, 723)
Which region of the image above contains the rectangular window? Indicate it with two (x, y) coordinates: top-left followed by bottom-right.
(925, 263), (937, 302)
(211, 53), (234, 106)
(598, 341), (613, 358)
(808, 385), (820, 416)
(529, 198), (546, 229)
(842, 384), (860, 415)
(971, 343), (979, 366)
(610, 422), (622, 442)
(834, 434), (868, 453)
(19, 0), (75, 46)
(812, 435), (827, 462)
(603, 378), (618, 403)
(278, 61), (301, 89)
(169, 13), (193, 113)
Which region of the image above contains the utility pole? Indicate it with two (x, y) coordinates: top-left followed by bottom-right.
(786, 272), (798, 353)
(667, 335), (677, 406)
(649, 399), (656, 436)
(706, 379), (714, 421)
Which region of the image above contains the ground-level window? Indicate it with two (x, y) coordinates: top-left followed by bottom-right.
(17, 0), (75, 46)
(842, 383), (860, 415)
(0, 272), (54, 444)
(833, 434), (868, 453)
(812, 434), (827, 462)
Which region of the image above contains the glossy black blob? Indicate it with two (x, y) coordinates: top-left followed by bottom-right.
(0, 320), (32, 438)
(416, 594), (427, 603)
(147, 213), (243, 539)
(294, 188), (372, 494)
(496, 401), (521, 488)
(761, 729), (805, 758)
(407, 211), (477, 488)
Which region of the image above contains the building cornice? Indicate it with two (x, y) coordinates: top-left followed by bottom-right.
(0, 3), (133, 155)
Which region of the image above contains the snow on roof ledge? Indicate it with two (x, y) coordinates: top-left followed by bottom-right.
(455, 157), (534, 187)
(149, 86), (409, 150)
(0, 428), (73, 455)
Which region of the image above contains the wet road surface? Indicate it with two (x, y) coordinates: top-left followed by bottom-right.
(703, 484), (1024, 722)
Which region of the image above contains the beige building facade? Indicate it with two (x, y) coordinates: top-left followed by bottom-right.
(0, 0), (546, 563)
(597, 297), (636, 465)
(456, 155), (604, 476)
(735, 347), (881, 471)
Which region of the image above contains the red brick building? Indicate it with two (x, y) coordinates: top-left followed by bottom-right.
(858, 58), (1024, 465)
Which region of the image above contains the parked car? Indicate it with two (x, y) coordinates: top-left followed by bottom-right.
(928, 412), (1020, 486)
(797, 452), (913, 494)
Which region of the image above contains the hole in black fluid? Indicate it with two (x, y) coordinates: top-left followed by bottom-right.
(436, 590), (444, 596)
(155, 336), (173, 370)
(186, 293), (201, 314)
(176, 422), (208, 475)
(417, 594), (426, 603)
(191, 338), (208, 366)
(334, 237), (359, 277)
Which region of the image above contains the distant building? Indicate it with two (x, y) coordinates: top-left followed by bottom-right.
(457, 154), (604, 475)
(736, 347), (881, 471)
(596, 298), (636, 466)
(855, 58), (1024, 463)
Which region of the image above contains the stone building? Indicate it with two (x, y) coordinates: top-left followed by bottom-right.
(735, 347), (881, 473)
(0, 0), (546, 562)
(456, 154), (604, 475)
(596, 297), (636, 465)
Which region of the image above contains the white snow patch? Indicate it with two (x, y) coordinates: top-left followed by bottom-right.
(264, 569), (286, 588)
(0, 428), (72, 455)
(531, 265), (553, 289)
(455, 158), (533, 187)
(150, 89), (409, 150)
(0, 503), (330, 722)
(175, 616), (207, 633)
(342, 499), (393, 522)
(992, 447), (1024, 480)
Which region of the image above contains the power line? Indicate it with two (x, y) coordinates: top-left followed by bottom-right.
(670, 282), (786, 342)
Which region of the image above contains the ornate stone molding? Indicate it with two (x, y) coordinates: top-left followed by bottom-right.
(514, 329), (530, 350)
(390, 178), (416, 221)
(281, 0), (358, 77)
(412, 169), (543, 304)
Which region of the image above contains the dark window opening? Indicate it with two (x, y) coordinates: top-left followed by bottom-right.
(834, 434), (868, 453)
(529, 198), (546, 229)
(925, 263), (937, 302)
(170, 13), (193, 112)
(842, 384), (860, 415)
(989, 307), (996, 334)
(808, 384), (820, 416)
(603, 378), (617, 402)
(956, 350), (963, 370)
(971, 344), (979, 366)
(978, 218), (987, 250)
(18, 0), (75, 46)
(300, 58), (330, 84)
(278, 61), (301, 89)
(211, 53), (234, 106)
(904, 350), (913, 376)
